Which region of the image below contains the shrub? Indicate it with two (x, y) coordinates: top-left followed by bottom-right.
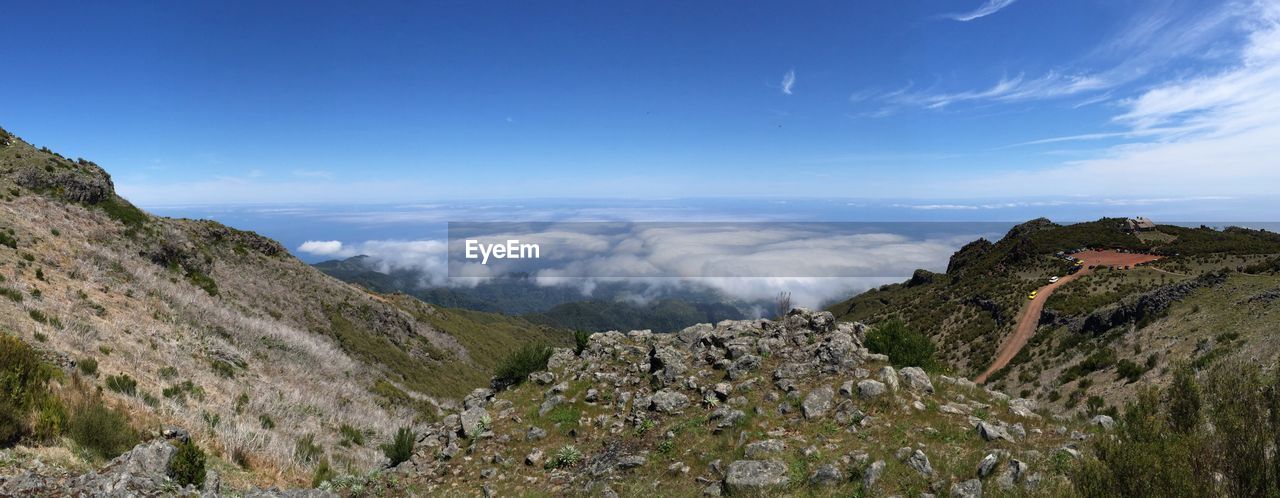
(170, 440), (207, 487)
(311, 459), (335, 487)
(28, 309), (48, 324)
(259, 414), (275, 429)
(105, 374), (138, 396)
(78, 357), (98, 377)
(67, 397), (139, 459)
(865, 319), (938, 371)
(294, 433), (322, 464)
(492, 344), (552, 389)
(381, 426), (415, 467)
(98, 197), (148, 227)
(210, 360), (236, 378)
(0, 231), (15, 249)
(0, 287), (21, 302)
(339, 424), (365, 447)
(158, 366), (178, 379)
(574, 330), (592, 355)
(0, 334), (51, 446)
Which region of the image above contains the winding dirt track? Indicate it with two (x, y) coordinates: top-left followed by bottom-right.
(973, 250), (1162, 384)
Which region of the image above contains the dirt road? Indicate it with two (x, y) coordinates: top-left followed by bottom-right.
(973, 250), (1162, 384)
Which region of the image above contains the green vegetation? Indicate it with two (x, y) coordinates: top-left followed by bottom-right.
(339, 423), (365, 447)
(98, 196), (148, 227)
(545, 444), (582, 469)
(1076, 361), (1280, 497)
(0, 286), (20, 302)
(864, 319), (938, 371)
(381, 426), (416, 467)
(186, 269), (219, 297)
(170, 440), (207, 487)
(0, 231), (16, 249)
(210, 359), (236, 378)
(0, 334), (52, 446)
(105, 374), (138, 396)
(294, 433), (323, 464)
(311, 459), (335, 487)
(493, 344), (553, 389)
(67, 393), (140, 460)
(574, 330), (592, 355)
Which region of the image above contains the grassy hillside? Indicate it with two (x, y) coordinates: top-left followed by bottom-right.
(826, 217), (1280, 419)
(0, 125), (568, 487)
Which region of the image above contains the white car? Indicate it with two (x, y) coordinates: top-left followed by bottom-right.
(1049, 276), (1060, 283)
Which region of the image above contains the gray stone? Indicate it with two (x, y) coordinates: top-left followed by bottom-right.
(803, 386), (836, 419)
(724, 460), (790, 494)
(617, 455), (647, 469)
(977, 453), (998, 478)
(900, 367), (934, 393)
(864, 460), (886, 488)
(529, 370), (556, 385)
(906, 449), (934, 477)
(526, 426), (547, 441)
(460, 406), (490, 438)
(976, 421), (1013, 442)
(858, 379), (888, 399)
(879, 366), (900, 392)
(650, 389), (691, 413)
(539, 394), (565, 416)
(525, 448), (544, 466)
(1089, 415), (1115, 430)
(809, 464), (843, 486)
(744, 439), (787, 459)
(727, 355), (761, 380)
(950, 479), (982, 498)
(996, 460), (1028, 490)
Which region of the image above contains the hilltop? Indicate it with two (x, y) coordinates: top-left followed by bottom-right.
(0, 126), (569, 489)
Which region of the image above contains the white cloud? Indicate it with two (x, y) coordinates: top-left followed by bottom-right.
(946, 0), (1019, 22)
(298, 240), (347, 256)
(781, 69), (796, 95)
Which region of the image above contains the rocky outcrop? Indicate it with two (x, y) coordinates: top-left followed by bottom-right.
(1076, 271), (1228, 335)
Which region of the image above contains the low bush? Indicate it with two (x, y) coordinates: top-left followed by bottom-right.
(0, 334), (51, 447)
(78, 357), (98, 377)
(381, 426), (415, 467)
(865, 319), (938, 371)
(492, 344), (552, 389)
(170, 440), (207, 487)
(105, 374), (137, 396)
(573, 330), (592, 355)
(67, 396), (139, 459)
(295, 434), (322, 464)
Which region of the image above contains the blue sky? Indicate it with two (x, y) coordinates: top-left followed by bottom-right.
(2, 0), (1279, 207)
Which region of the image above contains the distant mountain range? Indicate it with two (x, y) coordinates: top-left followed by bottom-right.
(313, 255), (769, 332)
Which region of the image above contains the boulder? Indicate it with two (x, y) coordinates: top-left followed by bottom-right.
(459, 406), (490, 438)
(858, 379), (888, 399)
(1089, 415), (1115, 431)
(809, 464), (843, 486)
(951, 478), (983, 498)
(976, 421), (1013, 442)
(802, 386), (835, 419)
(724, 460), (790, 494)
(900, 367), (934, 393)
(977, 453), (999, 478)
(650, 389), (691, 413)
(879, 366), (900, 392)
(744, 439), (787, 459)
(906, 449), (934, 477)
(864, 460), (886, 488)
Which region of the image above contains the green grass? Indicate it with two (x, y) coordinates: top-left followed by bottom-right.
(97, 196), (148, 227)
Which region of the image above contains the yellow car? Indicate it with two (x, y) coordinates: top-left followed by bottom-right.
(1028, 291), (1038, 300)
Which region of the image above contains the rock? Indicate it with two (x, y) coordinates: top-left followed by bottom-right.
(724, 460), (790, 494)
(529, 370), (556, 385)
(713, 382), (733, 400)
(864, 460), (886, 488)
(977, 453), (999, 478)
(858, 379), (888, 399)
(162, 427), (190, 444)
(1089, 415), (1115, 430)
(547, 348), (578, 370)
(1008, 398), (1040, 419)
(702, 483), (723, 496)
(809, 464), (843, 486)
(879, 366), (900, 392)
(585, 388), (600, 403)
(976, 421), (1013, 442)
(996, 460), (1028, 489)
(839, 380), (855, 398)
(803, 386), (836, 419)
(525, 448), (544, 466)
(539, 395), (566, 416)
(950, 478), (983, 498)
(727, 355), (761, 380)
(617, 455), (647, 469)
(744, 439), (787, 459)
(650, 345), (688, 386)
(906, 449), (934, 477)
(1058, 447), (1081, 459)
(460, 406), (490, 438)
(900, 367), (934, 393)
(464, 388), (494, 409)
(526, 426), (547, 441)
(773, 362), (814, 380)
(941, 403), (970, 415)
(650, 389), (691, 413)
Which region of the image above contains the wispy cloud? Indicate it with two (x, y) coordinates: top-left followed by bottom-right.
(946, 0), (1019, 22)
(781, 69), (796, 95)
(889, 71), (1110, 109)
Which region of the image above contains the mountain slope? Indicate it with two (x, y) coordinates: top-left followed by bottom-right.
(0, 126), (568, 486)
(826, 217), (1280, 417)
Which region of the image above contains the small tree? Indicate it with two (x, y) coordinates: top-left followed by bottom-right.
(381, 426), (415, 467)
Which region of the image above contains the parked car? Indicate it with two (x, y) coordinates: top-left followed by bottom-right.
(1049, 276), (1060, 283)
(1028, 290), (1038, 300)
